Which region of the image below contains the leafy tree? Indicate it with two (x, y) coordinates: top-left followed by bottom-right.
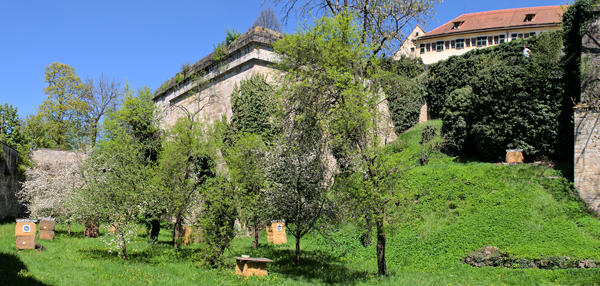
(102, 86), (163, 242)
(158, 114), (216, 248)
(0, 103), (31, 171)
(252, 8), (283, 32)
(274, 12), (399, 275)
(225, 75), (275, 249)
(38, 62), (90, 149)
(196, 176), (237, 267)
(79, 131), (156, 259)
(270, 0), (441, 55)
(265, 120), (331, 265)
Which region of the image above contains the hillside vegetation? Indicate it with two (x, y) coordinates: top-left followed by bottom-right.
(2, 121), (600, 285)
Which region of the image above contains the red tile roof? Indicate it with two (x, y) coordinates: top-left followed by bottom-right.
(420, 5), (566, 40)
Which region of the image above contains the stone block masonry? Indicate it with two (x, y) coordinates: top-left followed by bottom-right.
(574, 5), (600, 214)
(574, 110), (600, 212)
(0, 142), (22, 219)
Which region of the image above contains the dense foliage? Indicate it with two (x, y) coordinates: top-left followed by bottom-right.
(377, 57), (426, 133)
(427, 31), (564, 160)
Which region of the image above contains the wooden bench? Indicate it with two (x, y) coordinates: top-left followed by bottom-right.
(235, 257), (274, 277)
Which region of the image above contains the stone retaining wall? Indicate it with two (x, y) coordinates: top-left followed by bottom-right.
(0, 142), (22, 219)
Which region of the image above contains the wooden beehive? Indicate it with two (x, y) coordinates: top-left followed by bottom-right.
(506, 149), (524, 164)
(38, 218), (56, 240)
(269, 220), (287, 245)
(15, 219), (36, 250)
(39, 230), (55, 240)
(38, 218), (56, 231)
(183, 225), (193, 246)
(235, 257), (273, 277)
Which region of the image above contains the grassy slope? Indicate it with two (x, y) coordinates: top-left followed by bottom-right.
(2, 120), (600, 285)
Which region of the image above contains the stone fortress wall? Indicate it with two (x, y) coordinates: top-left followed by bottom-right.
(0, 142), (22, 219)
(574, 5), (600, 214)
(153, 27), (282, 128)
(153, 26), (397, 142)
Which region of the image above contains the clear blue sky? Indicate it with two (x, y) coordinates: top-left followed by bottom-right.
(0, 0), (568, 118)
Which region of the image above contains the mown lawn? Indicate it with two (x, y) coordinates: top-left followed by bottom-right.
(2, 121), (600, 285)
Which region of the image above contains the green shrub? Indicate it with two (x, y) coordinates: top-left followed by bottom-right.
(431, 31), (564, 160)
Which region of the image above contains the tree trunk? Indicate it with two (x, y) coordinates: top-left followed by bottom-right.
(360, 216), (373, 247)
(295, 233), (301, 265)
(252, 217), (259, 249)
(120, 232), (127, 260)
(150, 219), (160, 244)
(376, 217), (387, 276)
(173, 215), (183, 248)
(67, 221), (71, 236)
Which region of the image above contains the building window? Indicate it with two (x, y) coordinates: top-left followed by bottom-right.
(420, 44), (425, 54)
(530, 32), (536, 37)
(524, 33), (530, 38)
(416, 32), (419, 36)
(488, 36), (493, 45)
(477, 36), (487, 47)
(436, 41), (444, 52)
(494, 36), (499, 44)
(452, 21), (464, 30)
(411, 47), (415, 52)
(445, 41), (450, 50)
(465, 38), (470, 47)
(499, 35), (506, 43)
(524, 14), (535, 22)
(451, 40), (455, 49)
(511, 33), (517, 40)
(426, 43), (431, 52)
(456, 39), (465, 49)
(518, 33), (523, 39)
(472, 38), (477, 46)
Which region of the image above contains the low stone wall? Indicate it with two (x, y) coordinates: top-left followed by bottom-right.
(0, 142), (22, 219)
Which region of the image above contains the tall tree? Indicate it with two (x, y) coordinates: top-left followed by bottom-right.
(83, 74), (122, 146)
(39, 62), (90, 149)
(274, 12), (395, 275)
(269, 0), (441, 55)
(79, 129), (156, 260)
(225, 75), (275, 249)
(158, 113), (216, 248)
(0, 103), (31, 169)
(252, 8), (283, 32)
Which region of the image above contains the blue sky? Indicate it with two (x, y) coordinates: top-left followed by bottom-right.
(0, 0), (568, 117)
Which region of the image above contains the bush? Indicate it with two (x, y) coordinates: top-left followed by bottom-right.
(432, 31), (564, 160)
(425, 31), (563, 118)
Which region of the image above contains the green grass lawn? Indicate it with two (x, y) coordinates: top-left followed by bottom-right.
(2, 121), (600, 285)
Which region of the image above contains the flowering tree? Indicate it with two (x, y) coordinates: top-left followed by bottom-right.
(19, 153), (84, 234)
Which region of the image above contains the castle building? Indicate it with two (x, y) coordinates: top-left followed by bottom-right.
(396, 5), (566, 64)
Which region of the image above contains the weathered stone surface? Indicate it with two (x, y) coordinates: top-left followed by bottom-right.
(574, 110), (600, 212)
(575, 6), (600, 214)
(0, 142), (22, 219)
(153, 27), (398, 143)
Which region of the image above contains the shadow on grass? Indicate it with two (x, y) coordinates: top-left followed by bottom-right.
(0, 253), (48, 286)
(78, 245), (198, 264)
(244, 245), (372, 285)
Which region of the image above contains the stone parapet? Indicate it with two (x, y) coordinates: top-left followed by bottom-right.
(574, 109), (600, 212)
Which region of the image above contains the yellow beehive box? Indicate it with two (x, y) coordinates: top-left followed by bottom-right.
(15, 219), (36, 250)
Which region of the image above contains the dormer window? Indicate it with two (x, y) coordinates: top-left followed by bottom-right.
(415, 32), (419, 36)
(452, 21), (464, 30)
(524, 14), (535, 22)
